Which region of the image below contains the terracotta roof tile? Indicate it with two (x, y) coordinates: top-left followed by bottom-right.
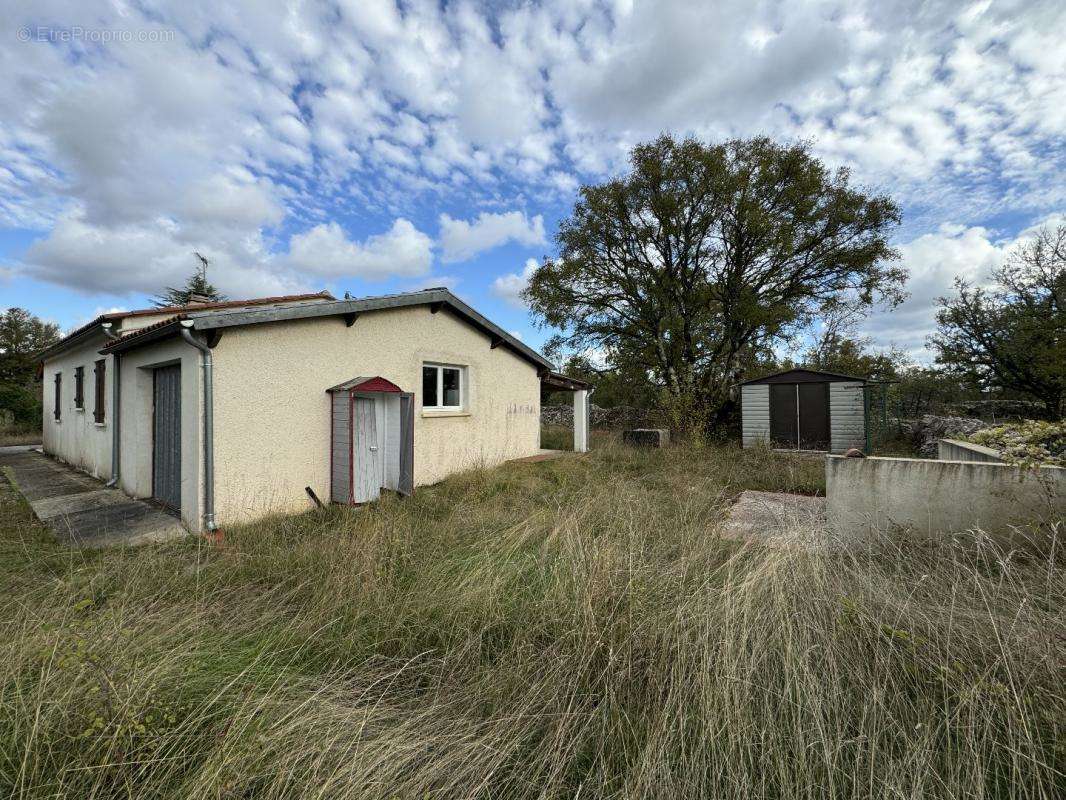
(121, 291), (334, 319)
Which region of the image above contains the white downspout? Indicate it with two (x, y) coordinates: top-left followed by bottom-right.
(101, 323), (121, 487)
(180, 322), (218, 531)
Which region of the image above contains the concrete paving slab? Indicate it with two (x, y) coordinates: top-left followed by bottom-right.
(21, 477), (102, 502)
(722, 490), (829, 549)
(50, 502), (186, 548)
(1, 450), (189, 549)
(33, 488), (136, 520)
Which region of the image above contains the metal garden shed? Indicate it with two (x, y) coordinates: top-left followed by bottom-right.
(328, 376), (414, 504)
(740, 369), (867, 453)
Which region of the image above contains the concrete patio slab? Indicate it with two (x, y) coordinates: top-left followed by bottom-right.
(722, 490), (829, 549)
(0, 450), (188, 548)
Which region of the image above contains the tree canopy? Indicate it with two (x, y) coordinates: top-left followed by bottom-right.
(931, 225), (1065, 419)
(0, 307), (61, 428)
(0, 308), (60, 386)
(154, 252), (227, 307)
(800, 334), (906, 382)
(525, 134), (905, 423)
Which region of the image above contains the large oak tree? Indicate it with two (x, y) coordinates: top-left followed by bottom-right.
(524, 135), (905, 423)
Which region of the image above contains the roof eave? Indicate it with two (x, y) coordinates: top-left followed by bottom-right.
(186, 290), (554, 371)
(100, 319), (183, 354)
(93, 289), (554, 372)
(38, 320), (112, 362)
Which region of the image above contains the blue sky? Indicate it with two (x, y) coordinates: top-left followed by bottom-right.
(1, 0), (1064, 363)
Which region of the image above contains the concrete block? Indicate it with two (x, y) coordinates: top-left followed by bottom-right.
(623, 428), (670, 448)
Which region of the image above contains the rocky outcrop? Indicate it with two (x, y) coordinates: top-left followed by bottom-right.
(905, 415), (990, 457)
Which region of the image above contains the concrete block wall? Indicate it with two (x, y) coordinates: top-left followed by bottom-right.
(826, 455), (1064, 539)
(937, 439), (1004, 463)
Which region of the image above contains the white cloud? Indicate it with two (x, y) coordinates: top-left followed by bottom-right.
(861, 215), (1064, 358)
(492, 257), (539, 307)
(439, 211), (546, 263)
(1, 0), (1064, 351)
(286, 218), (433, 280)
(23, 211), (297, 298)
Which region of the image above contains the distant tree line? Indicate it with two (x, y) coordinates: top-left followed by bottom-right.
(0, 308), (60, 430)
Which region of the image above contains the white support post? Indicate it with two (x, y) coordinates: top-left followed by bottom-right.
(573, 389), (590, 453)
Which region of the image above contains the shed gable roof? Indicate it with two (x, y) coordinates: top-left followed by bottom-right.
(740, 368), (867, 385)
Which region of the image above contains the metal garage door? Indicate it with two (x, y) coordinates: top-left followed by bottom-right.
(769, 384), (798, 447)
(770, 382), (830, 450)
(797, 383), (830, 449)
(152, 364), (182, 512)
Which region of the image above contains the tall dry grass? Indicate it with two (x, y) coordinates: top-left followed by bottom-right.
(0, 442), (1062, 799)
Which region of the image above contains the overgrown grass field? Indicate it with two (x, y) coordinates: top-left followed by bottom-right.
(1, 442), (1063, 798)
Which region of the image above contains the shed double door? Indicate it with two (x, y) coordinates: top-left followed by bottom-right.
(152, 364), (182, 511)
(770, 382), (830, 450)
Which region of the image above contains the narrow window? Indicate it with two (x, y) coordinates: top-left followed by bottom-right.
(442, 366), (461, 407)
(74, 366), (84, 409)
(93, 359), (106, 423)
(422, 363), (465, 411)
(53, 373), (62, 421)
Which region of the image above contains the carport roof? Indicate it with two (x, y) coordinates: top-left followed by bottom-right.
(541, 371), (593, 391)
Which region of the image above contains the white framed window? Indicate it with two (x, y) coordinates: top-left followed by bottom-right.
(422, 362), (465, 411)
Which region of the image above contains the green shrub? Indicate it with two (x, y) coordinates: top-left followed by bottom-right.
(0, 381), (43, 428)
(968, 419), (1066, 466)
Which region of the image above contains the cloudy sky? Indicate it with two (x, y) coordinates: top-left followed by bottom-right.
(1, 0), (1063, 361)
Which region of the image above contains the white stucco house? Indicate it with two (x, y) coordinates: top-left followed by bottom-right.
(39, 289), (591, 532)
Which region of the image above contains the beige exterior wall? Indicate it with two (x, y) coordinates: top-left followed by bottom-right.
(41, 335), (115, 479)
(211, 305), (541, 526)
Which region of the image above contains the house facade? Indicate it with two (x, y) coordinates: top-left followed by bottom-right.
(40, 289), (589, 532)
